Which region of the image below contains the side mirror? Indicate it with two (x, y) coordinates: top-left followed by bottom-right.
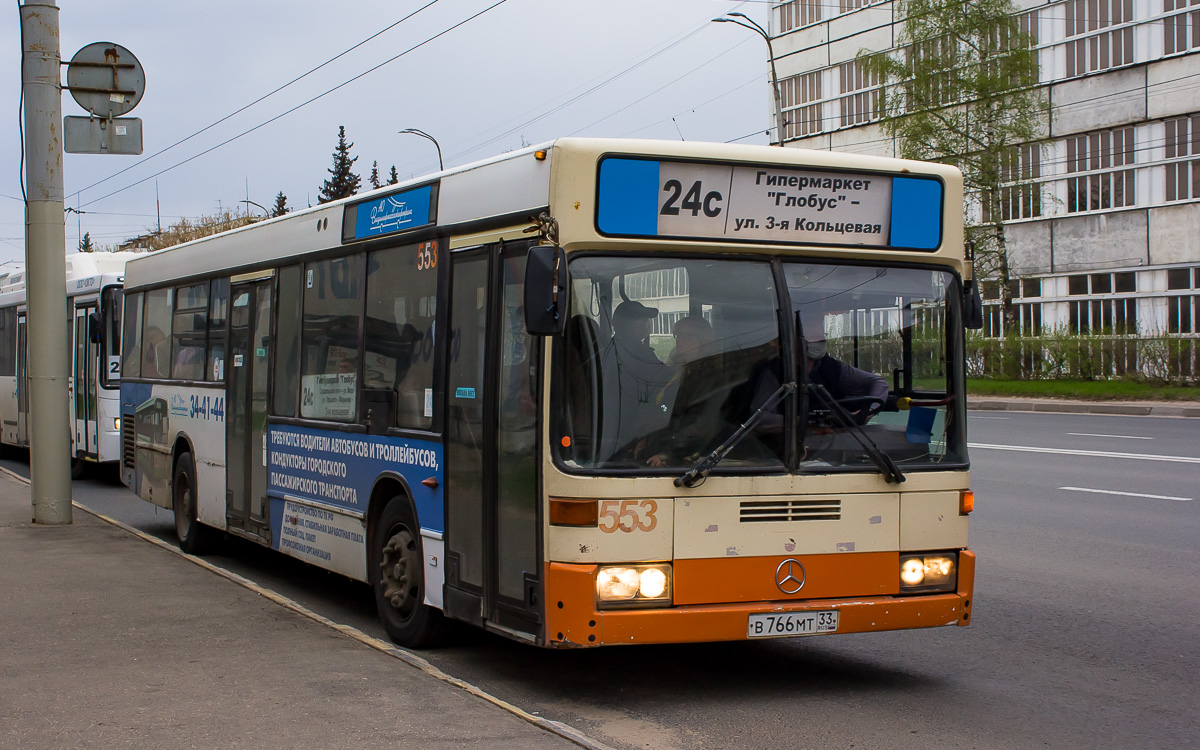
(88, 311), (103, 344)
(962, 279), (983, 330)
(524, 245), (568, 336)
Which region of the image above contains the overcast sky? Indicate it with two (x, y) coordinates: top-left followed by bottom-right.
(1, 0), (772, 265)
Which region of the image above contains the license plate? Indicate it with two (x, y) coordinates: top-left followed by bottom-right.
(747, 610), (839, 638)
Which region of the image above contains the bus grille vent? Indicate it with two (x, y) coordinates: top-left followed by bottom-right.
(121, 419), (135, 469)
(739, 499), (841, 523)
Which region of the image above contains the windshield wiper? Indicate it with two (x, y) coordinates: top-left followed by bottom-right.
(805, 384), (905, 484)
(675, 381), (795, 488)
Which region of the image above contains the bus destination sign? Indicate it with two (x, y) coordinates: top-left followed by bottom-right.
(344, 183), (436, 242)
(596, 157), (942, 250)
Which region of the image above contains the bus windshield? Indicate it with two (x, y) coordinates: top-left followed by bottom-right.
(555, 255), (966, 474)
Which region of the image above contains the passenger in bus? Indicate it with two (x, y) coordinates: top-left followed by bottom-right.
(142, 326), (168, 379)
(668, 315), (715, 364)
(604, 301), (675, 460)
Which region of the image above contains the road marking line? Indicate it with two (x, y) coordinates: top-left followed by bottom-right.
(969, 443), (1200, 464)
(1059, 486), (1192, 502)
(970, 416), (1011, 420)
(1066, 432), (1153, 440)
(0, 468), (614, 750)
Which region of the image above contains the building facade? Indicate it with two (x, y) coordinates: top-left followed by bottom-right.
(768, 0), (1200, 341)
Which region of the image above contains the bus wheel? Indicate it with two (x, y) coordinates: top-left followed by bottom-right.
(372, 496), (442, 648)
(172, 453), (212, 555)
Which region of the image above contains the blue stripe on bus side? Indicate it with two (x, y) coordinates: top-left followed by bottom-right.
(597, 158), (661, 236)
(889, 177), (942, 250)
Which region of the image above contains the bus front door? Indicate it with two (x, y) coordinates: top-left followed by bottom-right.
(444, 244), (542, 641)
(73, 304), (99, 459)
(226, 278), (273, 541)
(16, 313), (27, 446)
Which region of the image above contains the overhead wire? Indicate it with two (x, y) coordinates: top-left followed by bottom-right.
(79, 0), (510, 210)
(71, 0), (445, 201)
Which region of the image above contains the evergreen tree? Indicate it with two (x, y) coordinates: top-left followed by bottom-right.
(388, 165), (399, 185)
(317, 125), (361, 204)
(369, 161), (381, 190)
(271, 191), (289, 217)
(78, 232), (94, 253)
(859, 0), (1046, 330)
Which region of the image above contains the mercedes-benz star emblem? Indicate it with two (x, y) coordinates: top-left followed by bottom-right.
(775, 559), (806, 595)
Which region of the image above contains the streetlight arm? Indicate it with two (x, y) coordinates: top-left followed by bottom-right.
(713, 15), (786, 147)
(399, 128), (444, 172)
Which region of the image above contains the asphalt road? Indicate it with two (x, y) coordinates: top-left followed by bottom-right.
(6, 410), (1198, 750)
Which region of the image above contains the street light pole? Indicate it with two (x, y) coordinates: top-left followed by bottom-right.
(398, 128), (444, 171)
(22, 0), (73, 524)
(714, 12), (786, 147)
(240, 199), (269, 218)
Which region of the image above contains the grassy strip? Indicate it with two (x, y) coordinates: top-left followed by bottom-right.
(967, 378), (1200, 401)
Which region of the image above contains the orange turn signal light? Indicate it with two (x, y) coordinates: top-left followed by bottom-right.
(960, 490), (975, 515)
(549, 498), (598, 527)
(534, 149), (548, 161)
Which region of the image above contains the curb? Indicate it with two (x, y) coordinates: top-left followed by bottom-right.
(969, 400), (1200, 418)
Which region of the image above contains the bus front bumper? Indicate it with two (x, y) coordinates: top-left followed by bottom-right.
(544, 550), (974, 648)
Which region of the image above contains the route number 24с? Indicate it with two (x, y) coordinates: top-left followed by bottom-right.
(661, 180), (723, 218)
(599, 500), (658, 533)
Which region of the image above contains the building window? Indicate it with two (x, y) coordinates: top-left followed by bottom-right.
(1164, 0), (1200, 54)
(1066, 127), (1136, 212)
(1165, 115), (1200, 201)
(1065, 0), (1134, 77)
(839, 0), (872, 11)
(781, 71), (823, 138)
(1167, 295), (1197, 332)
(998, 143), (1043, 220)
(778, 0), (820, 32)
(838, 60), (880, 127)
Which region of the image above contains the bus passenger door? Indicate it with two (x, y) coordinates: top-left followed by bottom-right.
(226, 278), (273, 540)
(16, 313), (27, 446)
(74, 305), (99, 457)
(444, 244), (542, 640)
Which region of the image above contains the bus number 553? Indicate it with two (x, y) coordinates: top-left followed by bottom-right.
(598, 500), (658, 533)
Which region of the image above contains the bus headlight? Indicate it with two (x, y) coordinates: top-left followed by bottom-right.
(899, 553), (957, 593)
(596, 564), (672, 608)
(113, 418), (121, 432)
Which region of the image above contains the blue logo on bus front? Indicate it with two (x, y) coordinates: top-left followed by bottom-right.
(266, 423), (444, 532)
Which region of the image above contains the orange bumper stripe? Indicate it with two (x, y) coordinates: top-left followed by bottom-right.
(545, 552), (974, 647)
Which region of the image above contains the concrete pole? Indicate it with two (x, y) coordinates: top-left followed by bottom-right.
(22, 0), (73, 524)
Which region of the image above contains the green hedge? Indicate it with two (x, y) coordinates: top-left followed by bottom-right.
(965, 331), (1199, 384)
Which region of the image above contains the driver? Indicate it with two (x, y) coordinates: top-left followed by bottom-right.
(803, 336), (889, 422)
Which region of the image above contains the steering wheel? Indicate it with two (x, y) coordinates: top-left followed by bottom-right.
(833, 395), (887, 424)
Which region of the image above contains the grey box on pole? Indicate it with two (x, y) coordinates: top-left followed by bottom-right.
(64, 116), (143, 155)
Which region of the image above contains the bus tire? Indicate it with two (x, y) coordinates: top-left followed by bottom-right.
(372, 495), (442, 648)
(172, 452), (212, 555)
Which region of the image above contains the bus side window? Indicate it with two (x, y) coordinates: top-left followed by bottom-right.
(207, 278), (229, 382)
(122, 292), (143, 380)
(0, 307), (15, 377)
(366, 243), (437, 430)
(300, 255), (363, 422)
(273, 266), (302, 415)
(171, 282), (209, 381)
(141, 288), (172, 380)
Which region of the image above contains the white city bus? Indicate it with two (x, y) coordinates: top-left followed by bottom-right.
(0, 252), (137, 476)
(120, 138), (978, 648)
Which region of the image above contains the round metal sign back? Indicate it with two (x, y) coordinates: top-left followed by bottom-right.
(66, 42), (145, 117)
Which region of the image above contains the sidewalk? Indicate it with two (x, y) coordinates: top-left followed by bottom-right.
(968, 396), (1200, 418)
(0, 474), (588, 750)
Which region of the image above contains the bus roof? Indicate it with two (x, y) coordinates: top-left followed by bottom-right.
(123, 138), (963, 291)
